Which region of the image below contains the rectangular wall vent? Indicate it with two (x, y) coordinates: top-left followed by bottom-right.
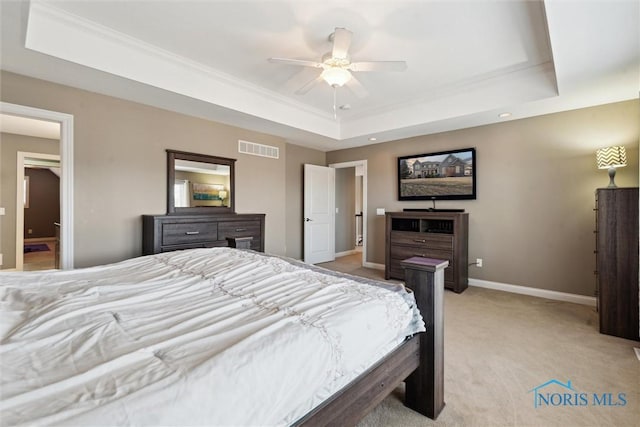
(238, 140), (279, 159)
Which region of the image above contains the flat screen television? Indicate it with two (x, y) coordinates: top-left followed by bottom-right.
(398, 147), (476, 201)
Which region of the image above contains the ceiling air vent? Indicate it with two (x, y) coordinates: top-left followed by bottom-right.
(238, 140), (279, 159)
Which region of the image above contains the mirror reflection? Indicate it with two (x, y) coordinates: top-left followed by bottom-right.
(167, 150), (236, 215)
(174, 160), (231, 209)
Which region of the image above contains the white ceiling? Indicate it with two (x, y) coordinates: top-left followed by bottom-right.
(1, 0), (638, 151)
(0, 113), (60, 139)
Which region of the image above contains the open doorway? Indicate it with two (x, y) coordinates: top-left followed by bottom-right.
(18, 154), (61, 271)
(329, 160), (367, 267)
(0, 103), (74, 270)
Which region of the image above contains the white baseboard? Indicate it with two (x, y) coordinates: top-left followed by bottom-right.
(348, 262), (596, 307)
(335, 249), (359, 258)
(468, 278), (597, 307)
(364, 261), (385, 271)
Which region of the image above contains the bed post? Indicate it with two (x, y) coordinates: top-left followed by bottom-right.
(401, 257), (448, 420)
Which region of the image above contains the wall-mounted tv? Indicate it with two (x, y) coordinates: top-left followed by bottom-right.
(398, 147), (476, 201)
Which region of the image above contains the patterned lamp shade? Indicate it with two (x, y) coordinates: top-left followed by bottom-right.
(596, 146), (627, 169)
(596, 146), (627, 188)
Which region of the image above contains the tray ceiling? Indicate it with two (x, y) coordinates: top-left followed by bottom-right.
(1, 0), (638, 151)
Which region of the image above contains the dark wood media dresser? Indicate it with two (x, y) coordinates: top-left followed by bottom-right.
(142, 213), (265, 255)
(385, 211), (469, 293)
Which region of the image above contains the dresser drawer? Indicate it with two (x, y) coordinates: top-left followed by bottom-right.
(390, 231), (453, 250)
(160, 240), (227, 252)
(389, 245), (454, 283)
(389, 259), (454, 282)
(161, 222), (218, 246)
(218, 221), (262, 250)
(218, 220), (261, 239)
(389, 245), (453, 263)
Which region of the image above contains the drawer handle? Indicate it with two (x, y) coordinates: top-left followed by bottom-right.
(235, 228), (247, 232)
(414, 239), (427, 243)
(185, 231), (200, 235)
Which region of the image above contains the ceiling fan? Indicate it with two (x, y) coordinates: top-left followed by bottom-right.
(268, 27), (407, 104)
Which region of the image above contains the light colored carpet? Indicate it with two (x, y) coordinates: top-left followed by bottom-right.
(318, 254), (640, 426)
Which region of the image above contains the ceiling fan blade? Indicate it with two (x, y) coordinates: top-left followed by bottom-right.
(349, 61), (408, 72)
(331, 27), (353, 59)
(345, 75), (369, 98)
(268, 58), (323, 68)
(295, 74), (325, 95)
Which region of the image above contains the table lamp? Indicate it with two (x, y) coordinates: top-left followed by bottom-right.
(218, 190), (227, 206)
(596, 146), (627, 188)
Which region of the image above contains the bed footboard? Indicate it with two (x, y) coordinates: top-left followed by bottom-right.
(295, 336), (420, 426)
(296, 257), (447, 426)
(401, 256), (448, 420)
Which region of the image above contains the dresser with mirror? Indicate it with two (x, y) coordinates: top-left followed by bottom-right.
(142, 149), (265, 254)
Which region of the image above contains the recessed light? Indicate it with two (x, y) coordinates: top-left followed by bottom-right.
(368, 137), (377, 141)
(498, 112), (512, 118)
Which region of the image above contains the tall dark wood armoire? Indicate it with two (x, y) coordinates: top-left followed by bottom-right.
(595, 187), (639, 341)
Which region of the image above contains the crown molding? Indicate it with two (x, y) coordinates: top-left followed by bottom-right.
(25, 1), (341, 139)
(340, 61), (558, 139)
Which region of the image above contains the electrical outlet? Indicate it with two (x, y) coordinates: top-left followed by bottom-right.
(28, 229), (33, 234)
(476, 258), (483, 267)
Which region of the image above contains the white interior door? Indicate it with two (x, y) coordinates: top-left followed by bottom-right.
(303, 164), (335, 264)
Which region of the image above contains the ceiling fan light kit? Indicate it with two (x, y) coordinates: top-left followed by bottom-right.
(321, 67), (352, 87)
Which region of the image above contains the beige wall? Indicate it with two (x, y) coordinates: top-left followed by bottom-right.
(327, 100), (639, 296)
(0, 133), (60, 269)
(3, 71), (637, 297)
(284, 143), (326, 260)
(1, 71), (324, 266)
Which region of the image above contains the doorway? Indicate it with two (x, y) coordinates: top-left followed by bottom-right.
(0, 102), (74, 270)
(329, 160), (367, 267)
(16, 153), (61, 271)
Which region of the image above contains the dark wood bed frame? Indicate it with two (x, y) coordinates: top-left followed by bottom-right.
(295, 257), (447, 426)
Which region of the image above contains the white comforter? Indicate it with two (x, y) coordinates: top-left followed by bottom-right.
(0, 248), (424, 426)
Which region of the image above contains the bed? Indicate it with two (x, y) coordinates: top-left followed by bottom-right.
(0, 247), (445, 426)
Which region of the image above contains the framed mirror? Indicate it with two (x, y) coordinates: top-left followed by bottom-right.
(167, 149), (236, 215)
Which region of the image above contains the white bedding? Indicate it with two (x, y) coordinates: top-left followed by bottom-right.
(0, 248), (424, 426)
